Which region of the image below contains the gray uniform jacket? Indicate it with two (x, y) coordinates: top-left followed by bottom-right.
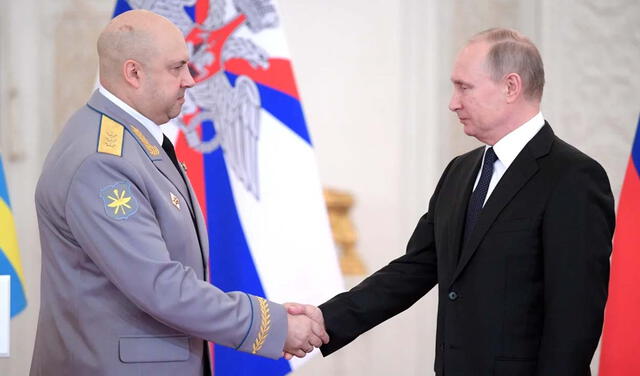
(30, 90), (287, 375)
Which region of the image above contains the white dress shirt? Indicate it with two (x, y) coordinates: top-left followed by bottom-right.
(98, 84), (164, 145)
(473, 112), (545, 206)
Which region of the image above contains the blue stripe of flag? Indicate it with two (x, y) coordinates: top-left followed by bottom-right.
(226, 72), (312, 146)
(0, 155), (11, 208)
(0, 248), (27, 317)
(202, 121), (291, 375)
(0, 156), (26, 317)
(183, 3), (196, 19)
(111, 0), (131, 17)
(631, 115), (640, 176)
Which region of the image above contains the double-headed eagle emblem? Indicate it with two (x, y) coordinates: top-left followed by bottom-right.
(128, 0), (280, 200)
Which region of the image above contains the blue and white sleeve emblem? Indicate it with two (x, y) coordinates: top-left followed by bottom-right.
(99, 181), (139, 220)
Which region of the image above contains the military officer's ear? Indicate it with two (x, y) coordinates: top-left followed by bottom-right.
(123, 59), (143, 89)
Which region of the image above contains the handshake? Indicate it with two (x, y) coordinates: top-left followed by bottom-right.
(282, 303), (329, 359)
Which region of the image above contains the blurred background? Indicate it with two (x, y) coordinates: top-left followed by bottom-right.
(1, 0), (638, 374)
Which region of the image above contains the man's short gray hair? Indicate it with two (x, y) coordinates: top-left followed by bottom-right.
(471, 28), (545, 101)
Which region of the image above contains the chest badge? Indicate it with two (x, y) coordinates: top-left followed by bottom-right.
(170, 192), (181, 210)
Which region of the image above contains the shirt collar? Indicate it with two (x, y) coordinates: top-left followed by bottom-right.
(490, 111), (545, 169)
(98, 84), (164, 145)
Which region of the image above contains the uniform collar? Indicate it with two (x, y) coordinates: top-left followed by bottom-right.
(98, 84), (164, 145)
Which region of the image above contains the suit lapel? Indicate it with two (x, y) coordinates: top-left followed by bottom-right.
(448, 148), (484, 274)
(450, 124), (555, 285)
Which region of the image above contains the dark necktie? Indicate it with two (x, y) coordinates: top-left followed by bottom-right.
(162, 135), (211, 376)
(463, 147), (498, 244)
(161, 135), (182, 175)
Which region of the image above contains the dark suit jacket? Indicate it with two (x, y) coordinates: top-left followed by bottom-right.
(320, 124), (615, 376)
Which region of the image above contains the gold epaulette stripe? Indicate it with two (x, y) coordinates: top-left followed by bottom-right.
(251, 297), (271, 354)
(130, 125), (160, 156)
(97, 116), (124, 157)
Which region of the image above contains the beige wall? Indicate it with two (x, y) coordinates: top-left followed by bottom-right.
(1, 1), (638, 375)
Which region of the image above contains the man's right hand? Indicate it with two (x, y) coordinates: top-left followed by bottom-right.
(283, 303), (329, 359)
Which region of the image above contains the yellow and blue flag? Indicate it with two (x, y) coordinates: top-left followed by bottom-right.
(0, 153), (27, 317)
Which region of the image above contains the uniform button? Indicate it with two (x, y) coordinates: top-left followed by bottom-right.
(448, 291), (458, 301)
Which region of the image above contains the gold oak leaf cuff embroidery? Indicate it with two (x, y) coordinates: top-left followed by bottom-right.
(251, 297), (271, 354)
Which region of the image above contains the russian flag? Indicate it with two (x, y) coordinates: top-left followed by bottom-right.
(0, 153), (27, 318)
(599, 115), (640, 375)
(112, 1), (344, 374)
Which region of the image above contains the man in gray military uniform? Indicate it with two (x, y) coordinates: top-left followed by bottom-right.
(30, 10), (326, 376)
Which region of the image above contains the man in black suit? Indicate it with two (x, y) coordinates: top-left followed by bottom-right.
(288, 28), (615, 375)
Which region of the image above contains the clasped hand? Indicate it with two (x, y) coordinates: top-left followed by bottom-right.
(282, 303), (328, 359)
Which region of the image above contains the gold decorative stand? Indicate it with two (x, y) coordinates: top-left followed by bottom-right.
(323, 188), (366, 275)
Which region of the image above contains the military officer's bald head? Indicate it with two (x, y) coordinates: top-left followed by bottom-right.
(96, 9), (194, 125)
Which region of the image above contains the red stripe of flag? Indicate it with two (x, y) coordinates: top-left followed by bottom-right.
(599, 120), (640, 375)
(225, 58), (300, 99)
(194, 0), (209, 24)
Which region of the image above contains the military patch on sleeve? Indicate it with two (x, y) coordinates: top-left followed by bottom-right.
(99, 181), (139, 220)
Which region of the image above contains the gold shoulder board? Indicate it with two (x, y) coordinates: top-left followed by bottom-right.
(97, 115), (124, 157)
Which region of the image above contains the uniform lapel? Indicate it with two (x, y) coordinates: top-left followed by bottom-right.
(450, 124), (554, 285)
(154, 142), (208, 275)
(182, 171), (210, 277)
(149, 143), (208, 277)
(150, 152), (196, 220)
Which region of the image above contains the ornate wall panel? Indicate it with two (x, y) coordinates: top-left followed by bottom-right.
(52, 0), (112, 133)
(540, 0), (640, 198)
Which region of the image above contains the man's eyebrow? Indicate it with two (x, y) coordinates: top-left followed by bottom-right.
(171, 59), (189, 66)
(451, 78), (471, 86)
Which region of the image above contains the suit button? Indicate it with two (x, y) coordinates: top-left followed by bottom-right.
(448, 291), (458, 301)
